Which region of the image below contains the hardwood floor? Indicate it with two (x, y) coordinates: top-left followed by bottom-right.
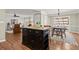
(0, 32), (79, 50)
(49, 33), (79, 50)
(0, 33), (30, 50)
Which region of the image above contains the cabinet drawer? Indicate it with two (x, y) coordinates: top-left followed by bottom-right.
(35, 30), (42, 34)
(23, 28), (27, 30)
(27, 29), (34, 34)
(22, 28), (49, 50)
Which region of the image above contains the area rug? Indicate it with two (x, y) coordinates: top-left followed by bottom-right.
(51, 32), (77, 45)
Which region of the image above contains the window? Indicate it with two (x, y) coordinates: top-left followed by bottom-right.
(53, 16), (69, 29)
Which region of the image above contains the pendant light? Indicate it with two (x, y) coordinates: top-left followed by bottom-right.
(58, 9), (60, 16)
(57, 9), (60, 27)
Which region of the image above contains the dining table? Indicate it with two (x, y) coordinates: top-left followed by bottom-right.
(52, 27), (67, 38)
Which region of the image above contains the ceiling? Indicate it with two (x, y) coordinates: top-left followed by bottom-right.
(41, 9), (75, 14)
(41, 9), (79, 16)
(5, 9), (40, 15)
(5, 9), (79, 16)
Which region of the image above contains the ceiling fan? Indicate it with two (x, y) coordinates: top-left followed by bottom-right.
(13, 13), (19, 17)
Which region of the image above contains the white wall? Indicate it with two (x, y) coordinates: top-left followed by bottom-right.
(49, 13), (79, 33)
(5, 13), (33, 28)
(0, 10), (6, 42)
(0, 10), (6, 21)
(48, 16), (54, 27)
(68, 14), (79, 33)
(33, 10), (49, 27)
(40, 10), (49, 26)
(0, 21), (5, 42)
(0, 9), (6, 31)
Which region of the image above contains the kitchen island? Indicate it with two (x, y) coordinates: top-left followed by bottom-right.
(22, 26), (50, 50)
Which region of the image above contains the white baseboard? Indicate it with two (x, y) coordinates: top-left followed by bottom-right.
(0, 39), (6, 42)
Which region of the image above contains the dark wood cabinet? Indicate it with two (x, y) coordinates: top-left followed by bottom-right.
(22, 28), (49, 50)
(13, 24), (21, 34)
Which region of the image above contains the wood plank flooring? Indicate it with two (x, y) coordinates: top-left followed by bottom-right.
(0, 33), (30, 50)
(0, 32), (79, 50)
(49, 33), (79, 50)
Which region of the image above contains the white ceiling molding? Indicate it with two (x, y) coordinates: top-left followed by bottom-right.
(43, 9), (79, 16)
(5, 9), (40, 15)
(5, 9), (79, 16)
